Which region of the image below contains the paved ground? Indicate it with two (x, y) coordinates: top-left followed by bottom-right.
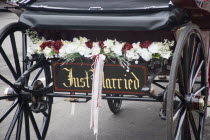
(0, 11), (210, 140)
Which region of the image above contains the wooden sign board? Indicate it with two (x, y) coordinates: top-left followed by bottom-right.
(52, 62), (147, 95)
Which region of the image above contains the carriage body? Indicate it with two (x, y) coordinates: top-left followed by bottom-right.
(0, 0), (210, 140)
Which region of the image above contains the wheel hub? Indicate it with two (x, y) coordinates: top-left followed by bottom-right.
(4, 88), (17, 101)
(186, 95), (205, 111)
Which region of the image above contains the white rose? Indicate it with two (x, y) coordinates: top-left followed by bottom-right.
(104, 39), (114, 48)
(111, 42), (124, 56)
(43, 47), (53, 58)
(73, 37), (80, 45)
(78, 45), (92, 57)
(132, 42), (142, 54)
(160, 50), (171, 59)
(61, 40), (71, 46)
(104, 47), (111, 54)
(59, 45), (68, 58)
(126, 48), (140, 60)
(91, 42), (101, 56)
(66, 42), (79, 53)
(140, 48), (152, 61)
(79, 37), (88, 45)
(148, 42), (163, 54)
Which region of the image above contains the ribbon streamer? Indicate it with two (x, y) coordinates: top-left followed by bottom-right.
(90, 54), (106, 136)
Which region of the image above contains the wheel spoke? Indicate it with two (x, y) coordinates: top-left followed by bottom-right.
(10, 33), (21, 77)
(192, 60), (204, 88)
(183, 45), (190, 92)
(189, 111), (200, 140)
(0, 95), (18, 100)
(0, 100), (18, 123)
(30, 68), (44, 86)
(40, 99), (52, 139)
(26, 104), (42, 139)
(193, 86), (206, 96)
(198, 113), (205, 139)
(22, 33), (27, 72)
(175, 90), (185, 102)
(174, 107), (187, 140)
(16, 107), (24, 140)
(41, 111), (48, 118)
(189, 43), (201, 91)
(0, 46), (18, 80)
(0, 74), (19, 92)
(178, 63), (185, 95)
(4, 103), (23, 140)
(23, 104), (30, 140)
(173, 105), (184, 121)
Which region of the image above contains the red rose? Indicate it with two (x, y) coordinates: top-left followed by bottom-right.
(98, 41), (105, 49)
(85, 41), (93, 48)
(40, 41), (52, 50)
(122, 43), (133, 53)
(140, 41), (152, 48)
(51, 40), (63, 54)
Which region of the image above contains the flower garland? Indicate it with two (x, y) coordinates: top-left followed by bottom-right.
(28, 36), (174, 65)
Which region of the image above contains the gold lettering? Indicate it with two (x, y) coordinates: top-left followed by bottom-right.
(85, 70), (90, 88)
(80, 78), (85, 87)
(117, 79), (122, 89)
(106, 78), (112, 89)
(62, 68), (73, 87)
(73, 78), (78, 87)
(131, 72), (140, 90)
(128, 79), (133, 90)
(124, 74), (128, 89)
(111, 78), (117, 89)
(102, 73), (106, 88)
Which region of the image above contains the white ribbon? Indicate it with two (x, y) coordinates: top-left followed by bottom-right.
(90, 54), (106, 136)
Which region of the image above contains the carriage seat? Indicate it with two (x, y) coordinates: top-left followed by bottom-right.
(19, 0), (189, 31)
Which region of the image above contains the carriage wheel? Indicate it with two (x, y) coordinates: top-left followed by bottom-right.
(0, 22), (52, 140)
(107, 94), (122, 114)
(166, 25), (208, 140)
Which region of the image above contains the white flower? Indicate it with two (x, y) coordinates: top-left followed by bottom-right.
(59, 45), (68, 57)
(43, 47), (53, 58)
(61, 40), (71, 46)
(91, 42), (101, 56)
(59, 42), (79, 57)
(158, 43), (171, 59)
(30, 41), (43, 54)
(160, 51), (171, 59)
(104, 48), (111, 54)
(104, 39), (114, 48)
(132, 42), (142, 54)
(78, 45), (92, 57)
(79, 37), (88, 45)
(148, 42), (163, 54)
(126, 48), (140, 60)
(73, 37), (89, 46)
(111, 41), (124, 56)
(140, 48), (152, 61)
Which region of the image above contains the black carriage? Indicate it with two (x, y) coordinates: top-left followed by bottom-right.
(0, 0), (210, 139)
